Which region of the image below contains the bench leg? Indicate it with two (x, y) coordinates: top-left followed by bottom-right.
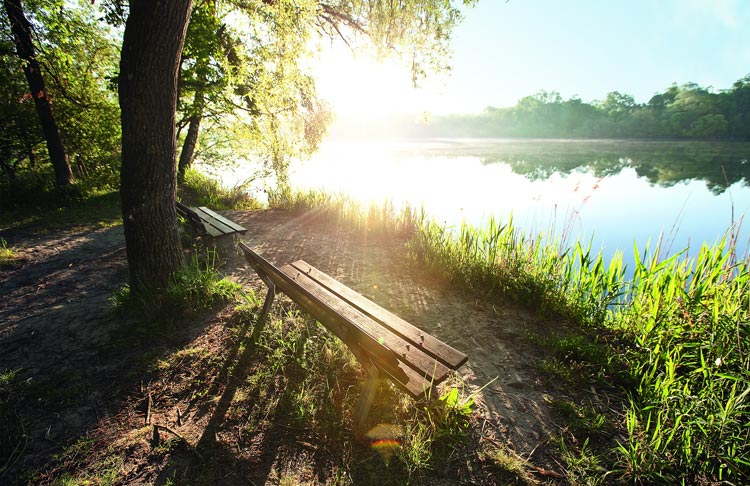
(355, 363), (380, 428)
(251, 275), (276, 341)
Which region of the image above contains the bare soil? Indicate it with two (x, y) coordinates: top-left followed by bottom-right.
(0, 209), (589, 484)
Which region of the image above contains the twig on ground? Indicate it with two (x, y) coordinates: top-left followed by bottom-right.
(154, 424), (204, 461)
(145, 393), (152, 426)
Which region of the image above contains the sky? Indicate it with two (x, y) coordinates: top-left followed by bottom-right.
(313, 0), (750, 118)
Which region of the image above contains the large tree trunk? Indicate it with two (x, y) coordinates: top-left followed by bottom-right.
(3, 0), (72, 188)
(119, 0), (192, 291)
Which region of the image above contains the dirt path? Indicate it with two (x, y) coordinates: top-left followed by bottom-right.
(225, 209), (558, 458)
(1, 209), (562, 482)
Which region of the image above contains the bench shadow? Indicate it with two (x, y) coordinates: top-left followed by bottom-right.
(151, 314), (282, 485)
(150, 311), (368, 485)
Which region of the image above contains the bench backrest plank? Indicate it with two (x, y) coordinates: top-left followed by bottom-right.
(240, 244), (405, 376)
(281, 265), (451, 381)
(239, 243), (450, 399)
(290, 260), (468, 370)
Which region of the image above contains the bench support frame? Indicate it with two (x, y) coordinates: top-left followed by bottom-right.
(356, 362), (380, 428)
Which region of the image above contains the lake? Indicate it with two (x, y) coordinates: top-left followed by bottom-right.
(209, 138), (750, 270)
(289, 138), (750, 266)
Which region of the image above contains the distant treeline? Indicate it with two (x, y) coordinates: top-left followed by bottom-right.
(406, 76), (750, 140)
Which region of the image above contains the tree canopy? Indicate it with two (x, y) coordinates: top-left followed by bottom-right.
(0, 0), (120, 199)
(110, 0), (477, 290)
(388, 78), (750, 140)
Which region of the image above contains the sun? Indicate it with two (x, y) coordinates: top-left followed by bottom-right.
(313, 45), (442, 120)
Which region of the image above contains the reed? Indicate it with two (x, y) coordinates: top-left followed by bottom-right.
(267, 185), (417, 238)
(271, 187), (749, 482)
(180, 168), (261, 210)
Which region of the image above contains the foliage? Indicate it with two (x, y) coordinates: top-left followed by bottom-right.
(267, 185), (417, 237)
(173, 0), (475, 182)
(612, 240), (750, 483)
(411, 217), (750, 483)
(387, 77), (750, 141)
(0, 238), (17, 266)
(410, 214), (626, 326)
(177, 0), (334, 181)
(0, 0), (121, 195)
(179, 167), (261, 210)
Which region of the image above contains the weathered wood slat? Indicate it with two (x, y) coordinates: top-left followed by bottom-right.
(344, 332), (434, 399)
(280, 265), (451, 382)
(238, 243), (463, 400)
(200, 220), (225, 237)
(192, 208), (239, 236)
(290, 260), (468, 370)
(196, 206), (246, 234)
(240, 244), (408, 384)
(176, 202), (245, 238)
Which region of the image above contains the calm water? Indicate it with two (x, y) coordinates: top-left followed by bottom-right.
(287, 138), (750, 268)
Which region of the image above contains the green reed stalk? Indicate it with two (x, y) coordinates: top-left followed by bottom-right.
(267, 188), (749, 482)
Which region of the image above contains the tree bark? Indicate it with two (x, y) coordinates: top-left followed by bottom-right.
(177, 113), (202, 177)
(177, 90), (204, 177)
(119, 0), (192, 291)
(3, 0), (73, 187)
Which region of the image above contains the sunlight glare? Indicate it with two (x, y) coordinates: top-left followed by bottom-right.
(313, 45), (453, 121)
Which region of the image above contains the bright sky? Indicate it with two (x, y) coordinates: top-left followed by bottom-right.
(314, 0), (750, 118)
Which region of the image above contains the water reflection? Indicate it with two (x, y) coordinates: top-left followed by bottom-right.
(291, 139), (750, 268)
(417, 139), (750, 195)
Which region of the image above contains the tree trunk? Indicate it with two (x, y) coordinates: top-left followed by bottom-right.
(3, 0), (73, 187)
(177, 110), (202, 177)
(119, 0), (192, 291)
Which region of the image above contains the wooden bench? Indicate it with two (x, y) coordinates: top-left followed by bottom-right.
(239, 242), (468, 426)
(176, 202), (246, 240)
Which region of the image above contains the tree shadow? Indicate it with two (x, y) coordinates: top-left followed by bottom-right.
(0, 223), (240, 484)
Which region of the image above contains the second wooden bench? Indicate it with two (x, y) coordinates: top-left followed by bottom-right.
(176, 202), (246, 240)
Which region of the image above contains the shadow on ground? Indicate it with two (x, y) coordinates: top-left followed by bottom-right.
(1, 209), (572, 484)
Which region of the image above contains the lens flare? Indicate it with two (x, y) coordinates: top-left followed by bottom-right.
(366, 424), (403, 465)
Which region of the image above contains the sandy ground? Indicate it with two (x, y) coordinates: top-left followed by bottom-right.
(1, 209), (565, 482)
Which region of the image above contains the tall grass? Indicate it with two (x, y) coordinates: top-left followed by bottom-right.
(0, 239), (17, 266)
(112, 249), (242, 324)
(417, 218), (749, 482)
(412, 214), (626, 326)
(271, 188), (749, 483)
(613, 239), (750, 482)
(179, 168), (261, 210)
(268, 185), (417, 238)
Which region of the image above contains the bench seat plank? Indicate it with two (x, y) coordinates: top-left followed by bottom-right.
(239, 243), (455, 399)
(196, 206), (247, 234)
(240, 244), (409, 380)
(277, 266), (438, 399)
(290, 260), (467, 370)
(280, 265), (452, 382)
(176, 202), (246, 238)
